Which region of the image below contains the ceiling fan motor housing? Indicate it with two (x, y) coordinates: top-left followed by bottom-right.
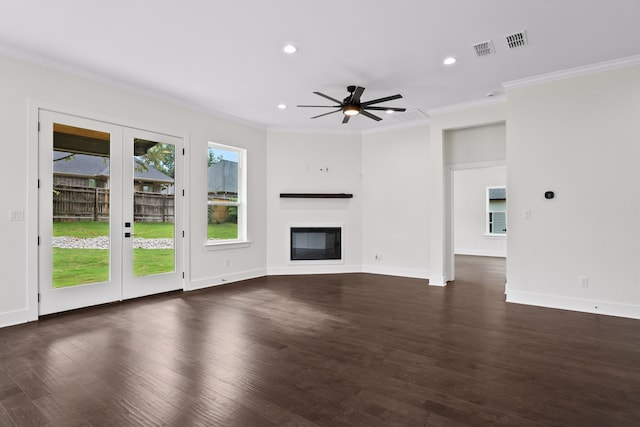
(297, 85), (406, 123)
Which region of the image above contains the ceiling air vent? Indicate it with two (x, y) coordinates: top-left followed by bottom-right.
(505, 31), (528, 49)
(472, 40), (495, 57)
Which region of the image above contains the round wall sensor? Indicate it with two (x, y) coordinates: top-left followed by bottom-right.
(544, 191), (555, 199)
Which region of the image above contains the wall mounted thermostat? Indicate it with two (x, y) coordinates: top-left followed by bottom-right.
(544, 191), (555, 199)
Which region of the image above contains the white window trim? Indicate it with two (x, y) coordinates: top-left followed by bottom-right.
(486, 186), (507, 236)
(206, 142), (248, 246)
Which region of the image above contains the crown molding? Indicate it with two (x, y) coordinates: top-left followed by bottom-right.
(427, 96), (507, 117)
(0, 43), (267, 132)
(361, 116), (430, 135)
(503, 54), (640, 90)
(266, 126), (363, 136)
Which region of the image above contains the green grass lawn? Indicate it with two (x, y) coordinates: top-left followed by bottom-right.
(51, 220), (239, 288)
(53, 221), (174, 238)
(53, 248), (175, 288)
(53, 249), (110, 287)
(133, 249), (175, 277)
(53, 221), (109, 238)
(207, 222), (238, 240)
(54, 220), (237, 240)
(52, 221), (175, 288)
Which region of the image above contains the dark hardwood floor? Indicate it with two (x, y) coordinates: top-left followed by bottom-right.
(1, 255), (639, 426)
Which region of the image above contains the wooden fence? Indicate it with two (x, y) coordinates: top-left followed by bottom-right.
(53, 186), (174, 222)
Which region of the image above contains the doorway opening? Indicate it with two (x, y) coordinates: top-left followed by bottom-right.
(443, 122), (506, 284)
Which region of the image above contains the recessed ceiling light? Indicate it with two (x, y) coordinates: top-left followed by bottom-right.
(443, 57), (457, 65)
(283, 44), (297, 54)
(277, 104), (287, 110)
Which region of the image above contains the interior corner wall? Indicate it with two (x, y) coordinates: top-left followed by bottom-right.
(506, 64), (640, 319)
(361, 124), (431, 278)
(266, 131), (363, 275)
(0, 54), (267, 327)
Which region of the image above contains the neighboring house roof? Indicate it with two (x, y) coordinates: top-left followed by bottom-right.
(208, 159), (238, 193)
(53, 151), (174, 183)
(489, 188), (506, 200)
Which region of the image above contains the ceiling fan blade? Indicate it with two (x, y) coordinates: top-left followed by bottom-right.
(350, 86), (365, 104)
(364, 106), (407, 112)
(297, 105), (341, 108)
(313, 92), (343, 104)
(360, 110), (382, 121)
(362, 94), (403, 106)
(311, 109), (342, 119)
(342, 115), (351, 124)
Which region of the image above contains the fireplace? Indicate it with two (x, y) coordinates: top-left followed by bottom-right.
(290, 227), (342, 261)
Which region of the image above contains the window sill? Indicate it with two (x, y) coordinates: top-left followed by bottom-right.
(483, 234), (506, 238)
(205, 240), (251, 251)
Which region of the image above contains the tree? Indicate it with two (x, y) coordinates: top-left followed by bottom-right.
(208, 148), (223, 166)
(136, 143), (175, 178)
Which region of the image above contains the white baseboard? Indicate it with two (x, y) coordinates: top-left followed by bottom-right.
(0, 308), (35, 329)
(506, 290), (640, 320)
(454, 248), (507, 257)
(428, 275), (447, 287)
(186, 268), (267, 291)
(361, 264), (429, 280)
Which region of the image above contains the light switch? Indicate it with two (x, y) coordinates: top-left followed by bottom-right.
(523, 209), (531, 220)
(10, 210), (25, 221)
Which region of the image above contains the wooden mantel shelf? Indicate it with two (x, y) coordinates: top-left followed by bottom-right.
(279, 193), (353, 199)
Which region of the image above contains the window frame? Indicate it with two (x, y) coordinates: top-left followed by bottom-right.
(486, 186), (507, 236)
(206, 142), (247, 247)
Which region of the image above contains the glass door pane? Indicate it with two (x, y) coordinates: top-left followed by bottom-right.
(122, 128), (182, 300)
(52, 123), (111, 287)
(132, 139), (175, 277)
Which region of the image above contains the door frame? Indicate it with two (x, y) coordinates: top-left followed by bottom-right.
(30, 103), (186, 317)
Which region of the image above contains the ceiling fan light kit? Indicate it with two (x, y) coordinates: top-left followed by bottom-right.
(297, 85), (406, 124)
(343, 105), (360, 116)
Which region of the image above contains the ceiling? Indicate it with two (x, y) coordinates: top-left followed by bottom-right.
(1, 1), (639, 131)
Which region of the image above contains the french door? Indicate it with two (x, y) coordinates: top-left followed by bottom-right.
(38, 111), (183, 315)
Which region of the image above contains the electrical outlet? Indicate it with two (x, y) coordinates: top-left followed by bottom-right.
(375, 254), (383, 261)
(225, 259), (231, 267)
(523, 209), (531, 220)
(579, 276), (589, 288)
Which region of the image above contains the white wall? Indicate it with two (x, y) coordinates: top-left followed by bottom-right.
(445, 123), (506, 165)
(506, 62), (640, 319)
(3, 51), (640, 328)
(453, 167), (507, 257)
(361, 124), (431, 278)
(266, 131), (363, 274)
(0, 54), (267, 327)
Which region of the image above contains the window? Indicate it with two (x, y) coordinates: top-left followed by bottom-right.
(207, 142), (246, 244)
(487, 186), (507, 235)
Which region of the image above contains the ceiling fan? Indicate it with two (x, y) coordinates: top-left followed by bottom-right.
(297, 85), (406, 124)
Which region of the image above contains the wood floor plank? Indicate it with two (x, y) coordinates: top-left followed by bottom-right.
(0, 392), (48, 427)
(1, 256), (640, 425)
(0, 403), (17, 427)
